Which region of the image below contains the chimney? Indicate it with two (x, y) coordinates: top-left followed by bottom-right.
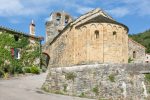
(29, 20), (35, 36)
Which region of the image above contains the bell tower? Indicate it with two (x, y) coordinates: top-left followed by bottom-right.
(45, 11), (73, 42)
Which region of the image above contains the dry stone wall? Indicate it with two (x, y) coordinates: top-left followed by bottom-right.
(42, 63), (150, 100)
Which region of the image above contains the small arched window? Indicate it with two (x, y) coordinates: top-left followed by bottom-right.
(65, 16), (69, 25)
(56, 13), (61, 20)
(95, 30), (99, 39)
(56, 13), (61, 25)
(133, 51), (136, 58)
(113, 31), (117, 40)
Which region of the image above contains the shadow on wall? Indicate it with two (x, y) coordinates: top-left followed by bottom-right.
(41, 53), (50, 68)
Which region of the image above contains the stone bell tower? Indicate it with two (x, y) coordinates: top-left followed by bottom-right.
(45, 11), (73, 42)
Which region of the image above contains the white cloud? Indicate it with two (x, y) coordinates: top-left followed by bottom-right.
(0, 0), (22, 16)
(0, 0), (51, 17)
(106, 7), (129, 17)
(76, 6), (94, 14)
(136, 0), (150, 16)
(1, 0), (150, 18)
(105, 0), (150, 17)
(9, 19), (20, 24)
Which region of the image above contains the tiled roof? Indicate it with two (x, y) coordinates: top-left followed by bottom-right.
(0, 25), (44, 41)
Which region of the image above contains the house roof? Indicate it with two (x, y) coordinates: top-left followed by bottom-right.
(48, 8), (129, 46)
(0, 25), (44, 41)
(128, 38), (146, 49)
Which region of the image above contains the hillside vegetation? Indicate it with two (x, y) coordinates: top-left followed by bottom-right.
(129, 29), (150, 53)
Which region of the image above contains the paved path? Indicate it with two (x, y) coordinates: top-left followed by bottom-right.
(0, 72), (95, 100)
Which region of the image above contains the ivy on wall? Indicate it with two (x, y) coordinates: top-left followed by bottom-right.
(0, 32), (41, 77)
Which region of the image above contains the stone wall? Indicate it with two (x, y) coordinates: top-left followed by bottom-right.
(42, 63), (150, 100)
(47, 22), (128, 68)
(145, 54), (150, 63)
(128, 38), (146, 63)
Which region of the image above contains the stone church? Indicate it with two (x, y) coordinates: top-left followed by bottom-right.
(43, 8), (146, 67)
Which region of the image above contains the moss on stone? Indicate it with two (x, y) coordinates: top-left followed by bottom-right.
(54, 91), (64, 95)
(63, 84), (67, 92)
(108, 74), (115, 82)
(92, 85), (99, 95)
(65, 72), (76, 81)
(79, 92), (85, 97)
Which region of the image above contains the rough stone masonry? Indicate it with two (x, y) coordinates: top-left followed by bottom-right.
(42, 63), (150, 100)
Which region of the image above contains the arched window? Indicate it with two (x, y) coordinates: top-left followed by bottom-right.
(56, 13), (61, 25)
(133, 51), (136, 58)
(65, 16), (69, 26)
(113, 31), (117, 40)
(95, 30), (99, 39)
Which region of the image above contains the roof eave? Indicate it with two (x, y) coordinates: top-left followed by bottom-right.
(0, 26), (44, 41)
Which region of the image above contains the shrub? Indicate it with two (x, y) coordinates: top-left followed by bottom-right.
(22, 67), (31, 73)
(128, 57), (133, 63)
(3, 73), (9, 79)
(0, 69), (4, 78)
(145, 74), (150, 82)
(15, 66), (23, 74)
(30, 66), (40, 74)
(79, 92), (85, 97)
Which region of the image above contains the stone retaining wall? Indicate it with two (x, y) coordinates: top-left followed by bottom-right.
(42, 64), (150, 100)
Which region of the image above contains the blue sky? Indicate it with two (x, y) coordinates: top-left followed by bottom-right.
(0, 0), (150, 42)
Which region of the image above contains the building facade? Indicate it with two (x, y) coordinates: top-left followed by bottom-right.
(0, 21), (44, 73)
(44, 8), (130, 67)
(128, 38), (146, 63)
(145, 54), (150, 63)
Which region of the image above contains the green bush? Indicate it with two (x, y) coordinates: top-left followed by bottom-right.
(30, 66), (40, 74)
(0, 69), (4, 78)
(15, 66), (23, 74)
(22, 67), (31, 73)
(145, 74), (150, 82)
